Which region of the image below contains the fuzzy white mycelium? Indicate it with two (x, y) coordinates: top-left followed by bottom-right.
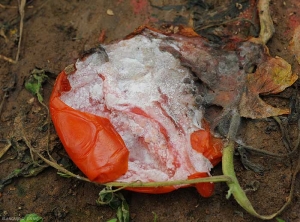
(60, 31), (213, 183)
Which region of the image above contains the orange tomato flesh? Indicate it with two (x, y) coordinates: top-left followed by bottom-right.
(190, 131), (223, 167)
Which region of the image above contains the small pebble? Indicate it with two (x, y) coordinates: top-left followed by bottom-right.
(107, 9), (114, 16)
(27, 97), (35, 104)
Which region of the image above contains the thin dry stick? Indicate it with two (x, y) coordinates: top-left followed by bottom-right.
(0, 92), (8, 116)
(282, 118), (300, 211)
(237, 117), (300, 158)
(0, 0), (26, 63)
(0, 4), (16, 9)
(40, 100), (57, 163)
(16, 0), (26, 62)
(22, 135), (92, 183)
(195, 18), (257, 32)
(0, 3), (33, 9)
(0, 55), (16, 64)
(0, 139), (12, 159)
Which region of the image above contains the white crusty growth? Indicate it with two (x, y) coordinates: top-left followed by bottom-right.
(60, 32), (212, 183)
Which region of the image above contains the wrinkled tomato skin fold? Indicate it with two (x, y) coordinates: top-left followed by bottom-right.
(50, 71), (222, 197)
(190, 121), (223, 167)
(50, 72), (129, 183)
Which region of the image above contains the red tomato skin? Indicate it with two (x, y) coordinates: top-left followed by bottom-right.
(188, 173), (215, 197)
(50, 71), (222, 197)
(50, 72), (129, 183)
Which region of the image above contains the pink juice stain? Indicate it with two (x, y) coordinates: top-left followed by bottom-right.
(130, 0), (148, 14)
(284, 0), (300, 35)
(289, 15), (300, 30)
(117, 0), (124, 5)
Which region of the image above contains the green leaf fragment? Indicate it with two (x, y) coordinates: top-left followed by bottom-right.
(97, 187), (121, 209)
(57, 172), (73, 178)
(117, 196), (129, 222)
(19, 213), (43, 222)
(276, 218), (286, 222)
(25, 69), (48, 103)
(97, 187), (130, 222)
(106, 219), (118, 222)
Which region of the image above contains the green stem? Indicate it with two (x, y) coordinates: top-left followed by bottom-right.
(222, 140), (286, 220)
(23, 134), (232, 188)
(104, 175), (231, 188)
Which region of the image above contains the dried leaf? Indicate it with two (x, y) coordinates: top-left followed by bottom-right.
(239, 56), (297, 118)
(140, 27), (297, 124)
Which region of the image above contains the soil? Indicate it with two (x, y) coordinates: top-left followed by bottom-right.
(0, 0), (299, 222)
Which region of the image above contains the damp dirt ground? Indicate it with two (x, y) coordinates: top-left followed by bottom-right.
(0, 0), (300, 221)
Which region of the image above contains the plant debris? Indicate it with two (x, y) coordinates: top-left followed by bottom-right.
(1, 0), (300, 221)
(25, 68), (48, 103)
(97, 187), (130, 222)
(0, 0), (27, 63)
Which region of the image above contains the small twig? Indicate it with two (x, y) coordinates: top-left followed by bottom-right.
(237, 142), (299, 158)
(238, 116), (300, 159)
(0, 55), (17, 64)
(8, 0), (50, 28)
(22, 135), (92, 183)
(0, 139), (12, 159)
(0, 3), (17, 9)
(273, 116), (293, 151)
(16, 0), (26, 62)
(0, 3), (33, 9)
(0, 73), (16, 117)
(0, 92), (9, 116)
(195, 17), (257, 32)
(1, 1), (51, 64)
(39, 100), (56, 163)
(284, 118), (300, 212)
(0, 0), (26, 63)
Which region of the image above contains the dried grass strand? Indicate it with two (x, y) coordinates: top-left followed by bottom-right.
(0, 0), (26, 63)
(16, 0), (26, 62)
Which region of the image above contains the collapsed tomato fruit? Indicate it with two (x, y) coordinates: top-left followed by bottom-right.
(50, 27), (223, 197)
(50, 73), (130, 182)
